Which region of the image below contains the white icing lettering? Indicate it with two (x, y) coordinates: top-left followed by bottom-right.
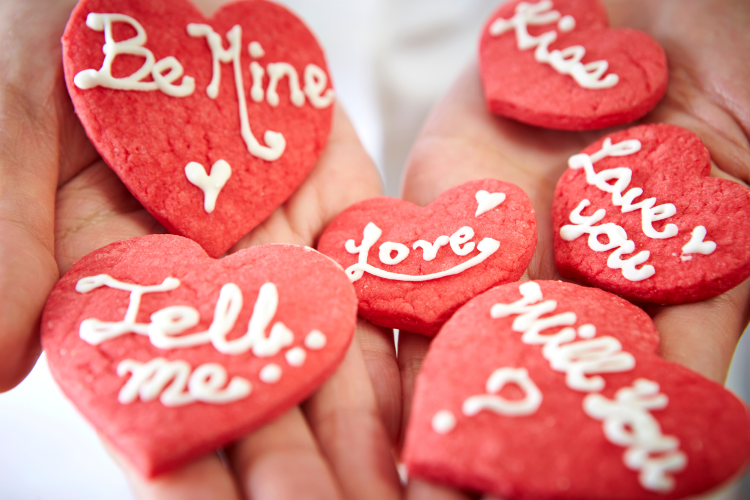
(304, 64), (335, 109)
(344, 222), (500, 283)
(584, 379), (687, 492)
(489, 1), (618, 89)
(266, 63), (305, 107)
(475, 190), (506, 217)
(74, 13), (195, 98)
(76, 275), (320, 358)
(184, 159), (232, 213)
(250, 61), (265, 102)
(117, 358), (251, 406)
(259, 363), (282, 384)
(248, 41), (265, 58)
(462, 367), (542, 417)
(413, 236), (450, 261)
(681, 226), (716, 260)
(187, 23), (286, 161)
(304, 330), (327, 350)
(285, 347), (306, 366)
(379, 242), (410, 265)
(432, 410), (457, 434)
(490, 282), (684, 493)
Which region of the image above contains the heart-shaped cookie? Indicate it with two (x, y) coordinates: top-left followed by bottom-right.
(552, 123), (750, 303)
(41, 236), (356, 476)
(316, 180), (536, 335)
(479, 0), (668, 130)
(63, 0), (335, 257)
(403, 280), (750, 499)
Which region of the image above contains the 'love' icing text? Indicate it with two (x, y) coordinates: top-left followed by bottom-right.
(561, 138), (716, 281)
(344, 223), (500, 283)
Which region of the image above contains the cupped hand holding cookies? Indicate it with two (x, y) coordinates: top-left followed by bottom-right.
(0, 0), (403, 499)
(400, 0), (750, 498)
(2, 0), (750, 498)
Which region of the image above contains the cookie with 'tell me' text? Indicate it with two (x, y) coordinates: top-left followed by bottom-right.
(553, 124), (750, 303)
(479, 0), (668, 130)
(42, 236), (356, 476)
(317, 180), (536, 335)
(63, 0), (335, 257)
(404, 280), (750, 499)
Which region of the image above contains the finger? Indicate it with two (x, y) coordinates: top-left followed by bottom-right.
(356, 320), (401, 443)
(397, 331), (433, 450)
(55, 159), (165, 273)
(406, 479), (475, 500)
(648, 279), (750, 383)
(303, 323), (402, 500)
(233, 103), (382, 250)
(0, 0), (89, 390)
(100, 432), (241, 500)
(227, 407), (344, 500)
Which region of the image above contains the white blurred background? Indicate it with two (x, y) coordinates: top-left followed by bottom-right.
(1, 0), (748, 498)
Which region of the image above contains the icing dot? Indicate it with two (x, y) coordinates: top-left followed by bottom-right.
(259, 363), (282, 384)
(305, 330), (327, 350)
(431, 410), (456, 434)
(248, 41), (265, 58)
(558, 15), (576, 32)
(578, 324), (596, 339)
(285, 347), (307, 367)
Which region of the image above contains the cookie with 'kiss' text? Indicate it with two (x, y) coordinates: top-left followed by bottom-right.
(553, 123), (750, 303)
(63, 0), (335, 257)
(480, 0), (668, 130)
(404, 280), (750, 499)
(317, 180), (536, 335)
(42, 236), (356, 476)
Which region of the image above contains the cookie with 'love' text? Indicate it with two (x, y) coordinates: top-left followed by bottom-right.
(552, 123), (750, 303)
(404, 280), (750, 499)
(63, 0), (335, 257)
(317, 180), (536, 335)
(42, 236), (356, 476)
(480, 0), (668, 130)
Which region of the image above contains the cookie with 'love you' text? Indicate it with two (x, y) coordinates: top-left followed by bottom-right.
(317, 180), (536, 336)
(41, 236), (356, 477)
(403, 280), (750, 500)
(479, 0), (668, 130)
(552, 123), (750, 304)
(63, 0), (335, 257)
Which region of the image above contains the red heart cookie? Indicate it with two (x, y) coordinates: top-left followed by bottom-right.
(403, 280), (750, 499)
(63, 0), (334, 257)
(479, 0), (668, 130)
(41, 236), (356, 477)
(552, 124), (750, 303)
(316, 180), (536, 335)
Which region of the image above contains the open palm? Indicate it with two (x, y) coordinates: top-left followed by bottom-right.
(399, 0), (750, 498)
(0, 0), (403, 498)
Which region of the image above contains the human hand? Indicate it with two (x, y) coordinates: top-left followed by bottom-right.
(0, 0), (403, 498)
(398, 0), (750, 497)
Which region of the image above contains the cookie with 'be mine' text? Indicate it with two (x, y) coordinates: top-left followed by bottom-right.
(42, 236), (356, 476)
(317, 180), (536, 335)
(63, 0), (335, 257)
(404, 280), (750, 499)
(479, 0), (668, 130)
(552, 123), (750, 303)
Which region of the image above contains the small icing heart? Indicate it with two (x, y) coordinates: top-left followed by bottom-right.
(475, 190), (507, 217)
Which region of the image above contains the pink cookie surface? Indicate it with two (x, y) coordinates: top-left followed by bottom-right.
(317, 180), (536, 336)
(63, 0), (334, 257)
(404, 280), (750, 499)
(479, 0), (668, 130)
(552, 123), (750, 303)
(42, 236), (356, 477)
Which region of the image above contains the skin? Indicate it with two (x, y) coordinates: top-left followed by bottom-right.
(0, 0), (749, 498)
(399, 0), (750, 498)
(0, 0), (402, 498)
